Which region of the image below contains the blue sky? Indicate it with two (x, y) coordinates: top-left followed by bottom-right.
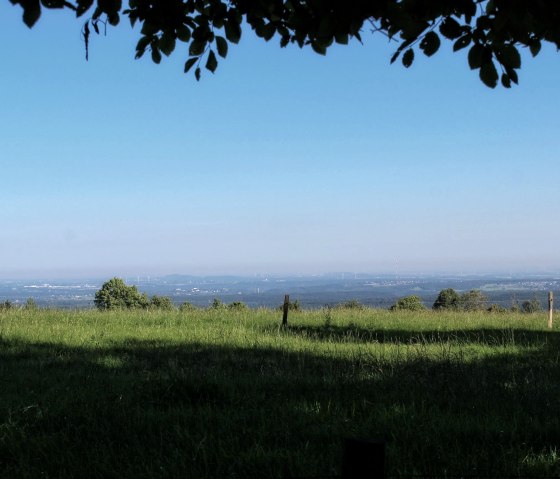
(1, 3), (560, 279)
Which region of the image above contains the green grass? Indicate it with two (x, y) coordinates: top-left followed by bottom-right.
(2, 308), (560, 478)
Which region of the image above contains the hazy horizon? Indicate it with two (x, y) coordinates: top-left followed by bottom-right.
(2, 263), (560, 282)
(2, 4), (559, 280)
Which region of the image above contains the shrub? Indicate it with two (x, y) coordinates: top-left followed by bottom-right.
(460, 290), (488, 311)
(487, 303), (507, 313)
(228, 301), (248, 311)
(210, 298), (225, 309)
(24, 298), (38, 310)
(179, 301), (196, 312)
(0, 300), (13, 311)
(149, 295), (175, 310)
(521, 297), (542, 313)
(390, 295), (426, 311)
(94, 278), (149, 310)
(277, 299), (301, 312)
(432, 288), (461, 311)
(335, 299), (365, 310)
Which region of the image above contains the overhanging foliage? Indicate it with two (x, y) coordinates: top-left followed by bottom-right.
(9, 0), (560, 87)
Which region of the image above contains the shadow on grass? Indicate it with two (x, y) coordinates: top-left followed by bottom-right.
(272, 323), (560, 347)
(1, 335), (560, 478)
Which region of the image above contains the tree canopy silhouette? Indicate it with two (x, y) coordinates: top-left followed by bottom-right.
(9, 0), (560, 88)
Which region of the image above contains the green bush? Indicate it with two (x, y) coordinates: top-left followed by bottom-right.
(149, 295), (175, 310)
(390, 295), (426, 311)
(210, 298), (225, 310)
(433, 288), (461, 311)
(179, 301), (196, 312)
(521, 297), (542, 313)
(460, 290), (488, 311)
(487, 303), (507, 313)
(94, 278), (149, 310)
(0, 300), (13, 311)
(228, 301), (248, 311)
(277, 299), (301, 312)
(335, 299), (365, 310)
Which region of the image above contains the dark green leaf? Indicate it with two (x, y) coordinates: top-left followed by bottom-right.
(419, 31), (440, 57)
(476, 15), (491, 30)
(311, 41), (327, 55)
(135, 35), (151, 58)
(176, 24), (191, 42)
(151, 45), (162, 64)
(506, 67), (519, 85)
(501, 73), (511, 88)
(453, 34), (471, 51)
(479, 60), (498, 88)
(76, 0), (93, 16)
(495, 44), (521, 69)
(216, 36), (228, 58)
(159, 32), (176, 56)
(390, 50), (400, 64)
(189, 39), (206, 56)
(195, 67), (201, 81)
(334, 33), (348, 45)
(317, 15), (335, 38)
(107, 11), (119, 26)
(184, 57), (198, 73)
(141, 21), (157, 35)
(255, 22), (267, 39)
(206, 50), (218, 73)
(22, 0), (41, 28)
(530, 39), (541, 57)
(439, 17), (462, 40)
(224, 20), (241, 44)
(402, 48), (414, 68)
(262, 23), (276, 41)
(468, 44), (485, 69)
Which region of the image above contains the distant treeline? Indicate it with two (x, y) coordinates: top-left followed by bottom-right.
(0, 279), (546, 315)
(389, 288), (543, 313)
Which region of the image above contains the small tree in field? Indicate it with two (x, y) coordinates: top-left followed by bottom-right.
(390, 295), (426, 311)
(149, 295), (175, 310)
(460, 290), (488, 311)
(94, 278), (149, 310)
(521, 297), (542, 313)
(432, 288), (461, 311)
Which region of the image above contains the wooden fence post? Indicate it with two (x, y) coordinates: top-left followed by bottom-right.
(548, 291), (554, 329)
(342, 439), (385, 479)
(282, 294), (289, 327)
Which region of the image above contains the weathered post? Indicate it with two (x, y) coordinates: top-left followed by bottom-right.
(342, 439), (385, 479)
(548, 291), (554, 329)
(282, 294), (289, 327)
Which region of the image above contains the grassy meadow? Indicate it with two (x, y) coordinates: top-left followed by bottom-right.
(1, 307), (560, 478)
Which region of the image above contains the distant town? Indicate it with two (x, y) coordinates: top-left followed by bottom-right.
(1, 273), (559, 309)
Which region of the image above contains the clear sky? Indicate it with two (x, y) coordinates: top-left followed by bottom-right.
(1, 3), (560, 279)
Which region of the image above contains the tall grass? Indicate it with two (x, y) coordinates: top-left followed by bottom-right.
(1, 308), (559, 478)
